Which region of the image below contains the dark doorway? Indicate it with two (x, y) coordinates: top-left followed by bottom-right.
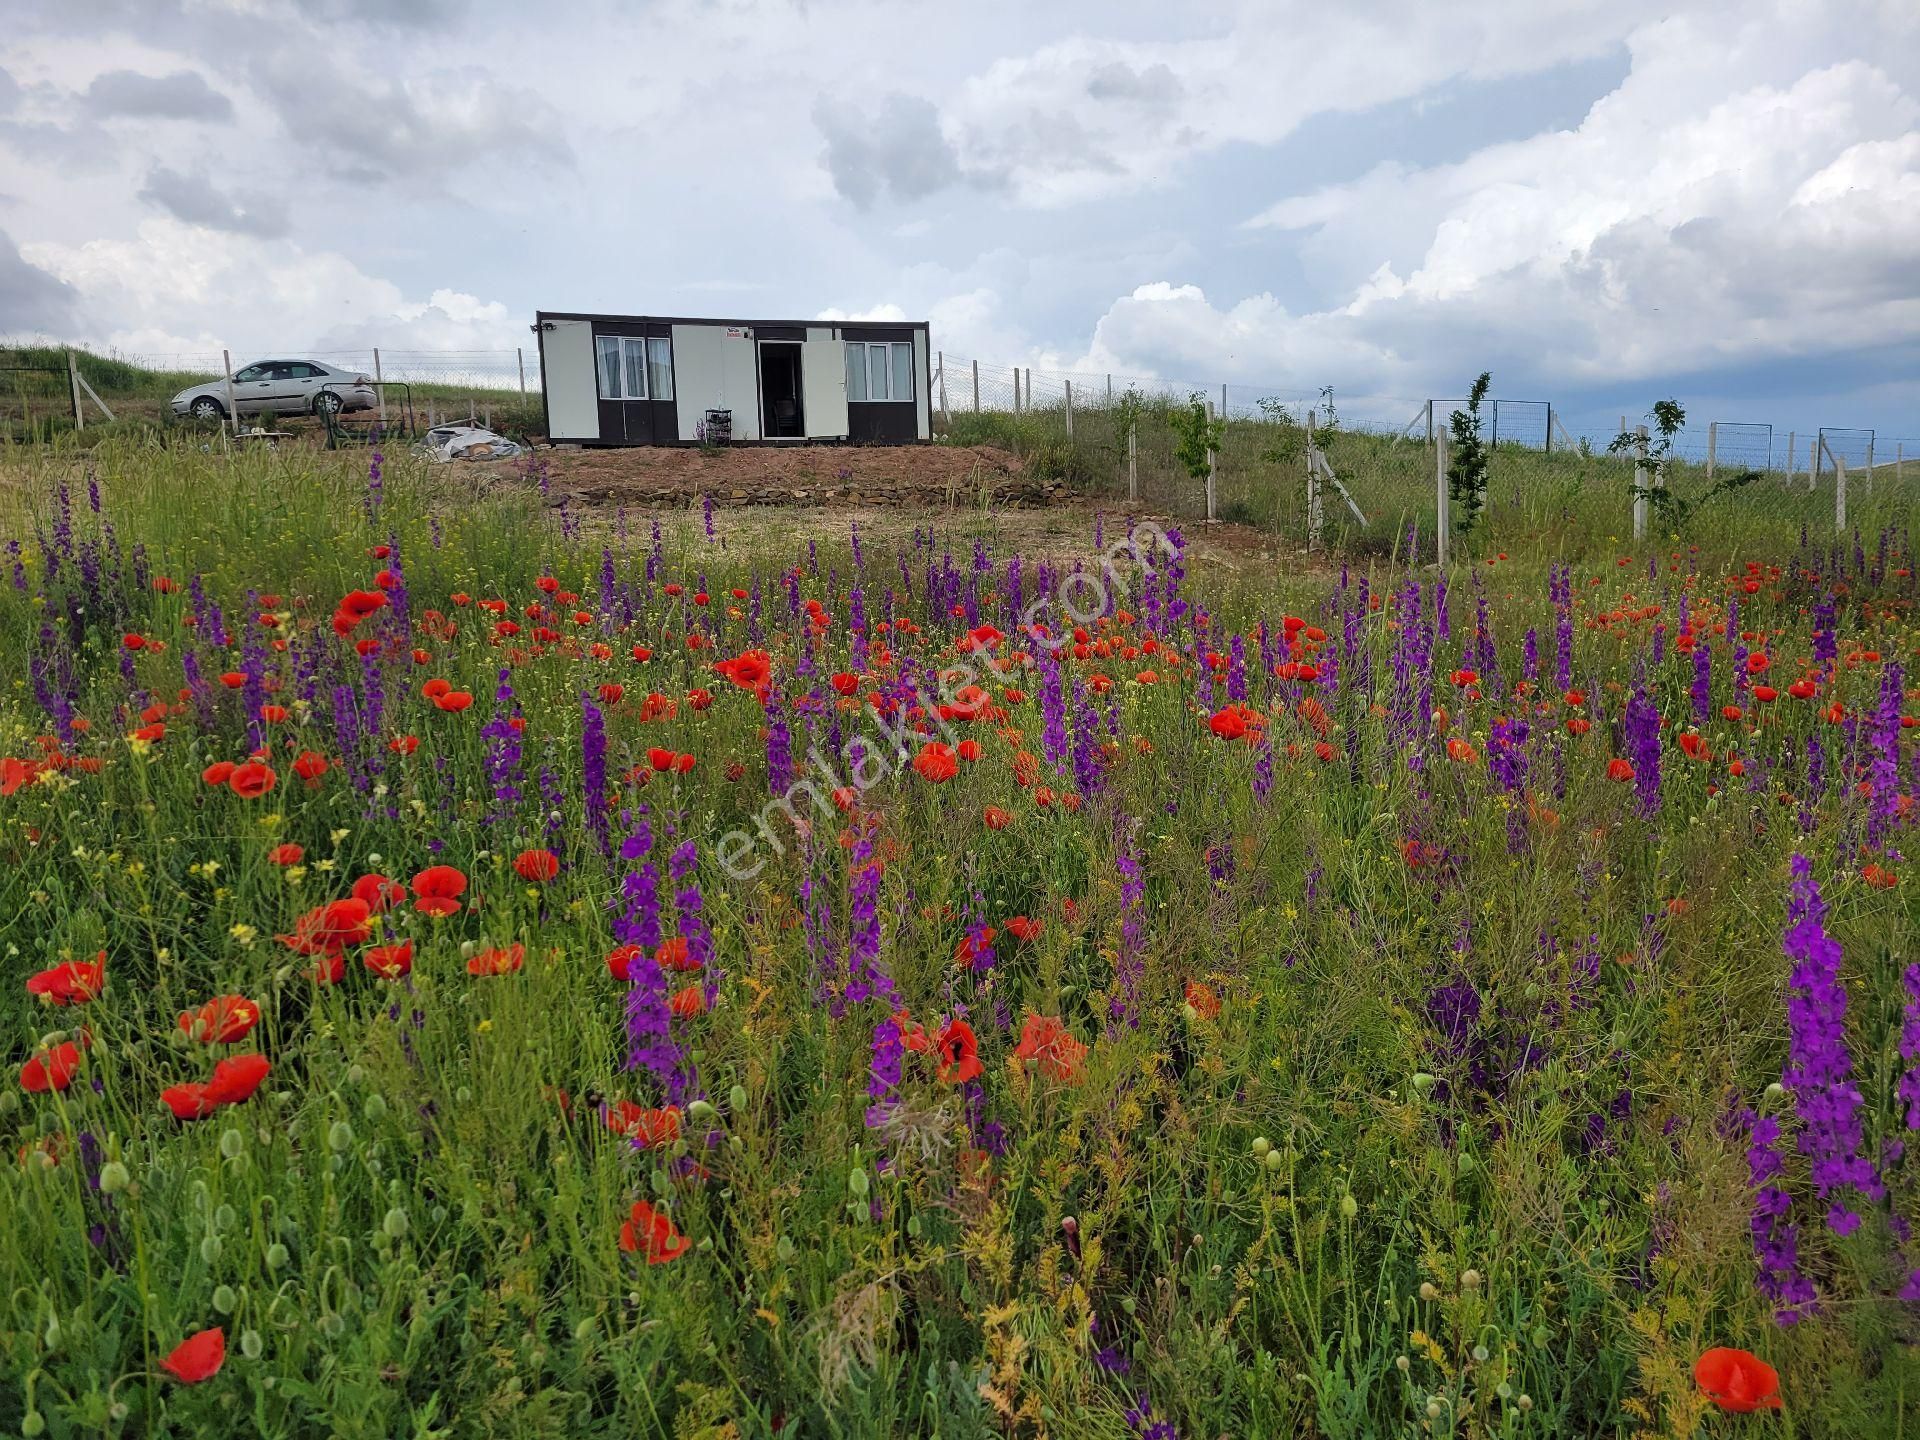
(760, 343), (804, 438)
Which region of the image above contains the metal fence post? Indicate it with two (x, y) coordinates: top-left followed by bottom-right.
(1426, 399), (1434, 447)
(1545, 402), (1553, 454)
(1632, 424), (1650, 542)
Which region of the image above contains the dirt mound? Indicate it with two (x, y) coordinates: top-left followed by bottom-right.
(512, 442), (1065, 510)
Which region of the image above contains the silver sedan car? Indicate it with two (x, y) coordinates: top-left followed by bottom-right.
(171, 360), (378, 420)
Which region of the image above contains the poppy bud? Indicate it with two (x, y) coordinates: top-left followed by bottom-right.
(212, 1284), (236, 1314)
(328, 1120), (354, 1153)
(383, 1206), (410, 1239)
(1340, 1193), (1358, 1220)
(1518, 1395), (1533, 1412)
(99, 1160), (131, 1193)
(22, 1413), (44, 1437)
(1396, 1356), (1410, 1373)
(219, 1128), (245, 1159)
(847, 1166), (870, 1197)
(1250, 1136), (1270, 1158)
(1457, 1154), (1476, 1175)
(1426, 1399), (1444, 1420)
(1420, 1283), (1439, 1301)
(1461, 1268), (1482, 1289)
(364, 1093), (388, 1121)
(241, 1329), (264, 1360)
(1263, 1149), (1284, 1173)
(200, 1236), (222, 1264)
(1410, 1072), (1436, 1094)
(728, 1084), (748, 1115)
(687, 1099), (716, 1123)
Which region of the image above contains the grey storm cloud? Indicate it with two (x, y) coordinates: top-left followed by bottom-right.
(1085, 61), (1182, 108)
(0, 229), (79, 335)
(249, 52), (569, 185)
(814, 92), (1004, 210)
(82, 68), (234, 121)
(138, 166), (290, 238)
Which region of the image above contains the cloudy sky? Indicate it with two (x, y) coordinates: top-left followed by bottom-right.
(2, 0), (1917, 436)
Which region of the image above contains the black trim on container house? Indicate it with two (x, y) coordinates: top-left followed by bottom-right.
(533, 311), (931, 448)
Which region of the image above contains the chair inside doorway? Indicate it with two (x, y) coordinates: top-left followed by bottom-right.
(760, 342), (804, 438)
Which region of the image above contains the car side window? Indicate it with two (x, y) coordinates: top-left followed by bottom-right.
(285, 363), (317, 379)
(235, 365), (266, 382)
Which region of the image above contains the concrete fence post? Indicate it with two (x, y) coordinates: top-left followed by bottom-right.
(972, 359), (980, 414)
(1632, 424), (1650, 542)
(1785, 430), (1794, 484)
(1435, 425), (1450, 566)
(1706, 421), (1717, 480)
(1205, 397), (1216, 523)
(1064, 379), (1073, 440)
(223, 348), (239, 435)
(1127, 421), (1137, 503)
(374, 349), (385, 424)
(516, 347), (526, 397)
(1834, 449), (1848, 534)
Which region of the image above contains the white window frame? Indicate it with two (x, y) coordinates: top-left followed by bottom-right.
(595, 334), (651, 401)
(844, 341), (915, 403)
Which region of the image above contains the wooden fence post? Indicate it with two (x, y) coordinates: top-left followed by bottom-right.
(1632, 424), (1650, 542)
(971, 360), (980, 414)
(67, 351), (83, 431)
(516, 347), (526, 397)
(1706, 421), (1717, 480)
(1898, 442), (1905, 482)
(1426, 399), (1434, 447)
(374, 349), (385, 424)
(1545, 402), (1553, 454)
(1435, 425), (1450, 566)
(223, 348), (239, 435)
(937, 351), (949, 424)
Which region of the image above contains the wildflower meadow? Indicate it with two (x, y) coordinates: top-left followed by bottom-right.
(0, 443), (1915, 1439)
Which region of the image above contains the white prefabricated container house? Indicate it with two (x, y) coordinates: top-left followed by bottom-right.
(532, 311), (932, 447)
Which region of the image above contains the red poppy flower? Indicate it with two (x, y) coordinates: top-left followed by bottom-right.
(1184, 980), (1222, 1020)
(957, 739), (983, 762)
(162, 1081), (216, 1119)
(433, 690), (474, 713)
(267, 842), (304, 866)
(934, 1019), (983, 1083)
(619, 1200), (691, 1263)
(467, 943), (525, 976)
(20, 1041), (82, 1093)
(669, 985), (707, 1018)
(160, 1327), (225, 1384)
(178, 995), (260, 1045)
(259, 703), (287, 725)
(606, 1101), (681, 1148)
(655, 936), (698, 971)
(1694, 1347), (1781, 1412)
(351, 872), (407, 912)
(1003, 915), (1042, 943)
(3, 756), (44, 795)
(411, 865), (468, 916)
(1013, 1013), (1087, 1082)
(363, 941), (414, 978)
(27, 954), (105, 1005)
(1752, 685), (1778, 703)
(913, 743), (958, 783)
(513, 848), (560, 883)
(960, 623), (1005, 652)
(648, 746), (677, 772)
(204, 1053), (271, 1107)
(278, 898), (373, 956)
(983, 805), (1012, 830)
(831, 672), (861, 696)
(1607, 758), (1636, 782)
(606, 943), (642, 980)
(717, 649), (772, 692)
(228, 761), (276, 798)
(954, 926), (998, 967)
(1449, 669), (1480, 687)
(292, 750), (329, 782)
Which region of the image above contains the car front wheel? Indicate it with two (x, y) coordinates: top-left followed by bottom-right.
(313, 390), (344, 416)
(188, 396), (225, 420)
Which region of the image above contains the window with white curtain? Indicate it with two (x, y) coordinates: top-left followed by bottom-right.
(646, 337), (674, 401)
(842, 341), (915, 402)
(596, 335), (653, 400)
